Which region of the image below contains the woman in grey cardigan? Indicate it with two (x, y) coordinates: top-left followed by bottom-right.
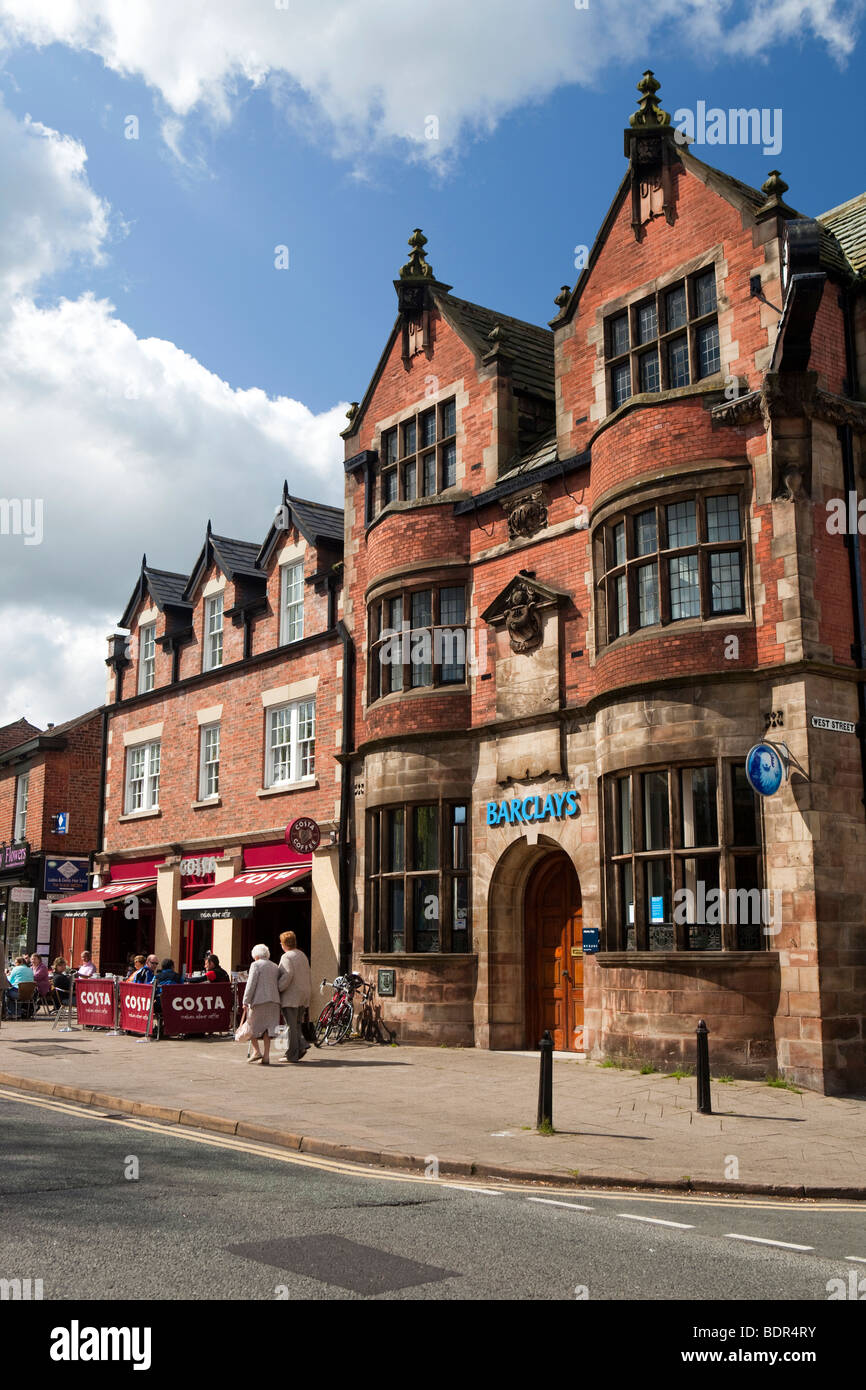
(241, 944), (283, 1065)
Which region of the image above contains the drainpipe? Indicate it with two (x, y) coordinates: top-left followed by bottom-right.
(336, 618), (355, 974)
(90, 704), (110, 886)
(840, 288), (866, 818)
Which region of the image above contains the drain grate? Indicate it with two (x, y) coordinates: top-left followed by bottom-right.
(9, 1045), (93, 1056)
(226, 1234), (457, 1295)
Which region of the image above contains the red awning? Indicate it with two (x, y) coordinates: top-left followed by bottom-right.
(178, 866), (311, 920)
(47, 878), (158, 918)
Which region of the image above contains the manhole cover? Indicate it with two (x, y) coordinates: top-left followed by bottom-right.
(226, 1234), (457, 1295)
(9, 1045), (92, 1056)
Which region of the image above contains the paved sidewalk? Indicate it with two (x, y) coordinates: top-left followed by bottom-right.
(1, 1020), (864, 1196)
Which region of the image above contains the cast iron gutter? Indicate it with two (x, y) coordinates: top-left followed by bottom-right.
(839, 285), (866, 817)
(92, 705), (110, 883)
(336, 619), (355, 975)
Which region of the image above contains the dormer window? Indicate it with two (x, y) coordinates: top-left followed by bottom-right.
(280, 561), (304, 644)
(378, 398), (457, 513)
(138, 624), (156, 694)
(605, 267), (720, 412)
(203, 594), (223, 671)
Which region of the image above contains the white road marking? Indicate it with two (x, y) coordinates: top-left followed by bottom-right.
(528, 1197), (593, 1211)
(446, 1184), (502, 1196)
(725, 1234), (813, 1251)
(844, 1255), (866, 1263)
(620, 1214), (695, 1229)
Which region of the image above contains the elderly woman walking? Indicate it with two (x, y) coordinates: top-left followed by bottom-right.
(240, 944), (283, 1066)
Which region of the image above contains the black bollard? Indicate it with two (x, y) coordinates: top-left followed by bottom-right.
(537, 1029), (554, 1130)
(696, 1018), (712, 1114)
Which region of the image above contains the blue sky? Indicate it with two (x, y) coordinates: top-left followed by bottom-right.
(0, 0), (863, 724)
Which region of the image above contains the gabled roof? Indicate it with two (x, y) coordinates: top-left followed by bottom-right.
(0, 707), (103, 766)
(258, 486), (344, 567)
(344, 280), (555, 443)
(119, 558), (191, 629)
(434, 292), (554, 400)
(182, 525), (263, 602)
(819, 192), (866, 276)
(0, 717), (41, 754)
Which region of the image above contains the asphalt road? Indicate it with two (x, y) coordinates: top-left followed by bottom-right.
(2, 1090), (866, 1305)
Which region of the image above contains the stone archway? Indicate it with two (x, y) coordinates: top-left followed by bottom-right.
(481, 834), (579, 1050)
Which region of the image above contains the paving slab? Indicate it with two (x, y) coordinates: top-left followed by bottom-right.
(0, 1021), (864, 1195)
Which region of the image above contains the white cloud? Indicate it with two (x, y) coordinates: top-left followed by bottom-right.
(0, 97), (346, 728)
(0, 1), (859, 163)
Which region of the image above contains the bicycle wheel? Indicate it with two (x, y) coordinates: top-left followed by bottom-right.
(335, 1001), (354, 1041)
(314, 1002), (335, 1047)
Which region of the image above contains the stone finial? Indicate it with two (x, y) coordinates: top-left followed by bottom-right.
(629, 70), (670, 129)
(761, 170), (789, 202)
(554, 285), (570, 309)
(399, 228), (434, 281)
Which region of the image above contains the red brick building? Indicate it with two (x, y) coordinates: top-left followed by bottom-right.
(71, 488), (347, 983)
(0, 711), (103, 964)
(340, 72), (866, 1093)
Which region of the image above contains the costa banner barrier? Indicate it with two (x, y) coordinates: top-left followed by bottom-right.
(75, 978), (116, 1029)
(160, 982), (232, 1037)
(119, 981), (157, 1036)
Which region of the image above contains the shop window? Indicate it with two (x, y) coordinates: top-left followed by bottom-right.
(265, 699), (315, 787)
(125, 741), (160, 813)
(203, 594), (224, 672)
(596, 491), (746, 645)
(199, 724), (220, 800)
(280, 560), (304, 644)
(13, 770), (29, 841)
(604, 761), (766, 952)
(138, 623), (156, 694)
(603, 266), (721, 412)
(366, 801), (470, 953)
(368, 583), (468, 702)
(376, 398), (457, 513)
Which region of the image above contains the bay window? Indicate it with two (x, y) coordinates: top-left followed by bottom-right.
(366, 801), (470, 953)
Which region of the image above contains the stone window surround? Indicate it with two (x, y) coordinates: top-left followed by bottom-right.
(376, 395), (458, 512)
(590, 246), (728, 425)
(592, 474), (750, 651)
(365, 798), (470, 955)
(367, 577), (470, 705)
(604, 264), (722, 409)
(601, 756), (767, 954)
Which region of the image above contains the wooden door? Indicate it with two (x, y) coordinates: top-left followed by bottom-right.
(525, 854), (583, 1051)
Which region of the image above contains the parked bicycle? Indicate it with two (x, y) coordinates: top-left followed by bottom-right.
(314, 973), (396, 1047)
(314, 973), (365, 1047)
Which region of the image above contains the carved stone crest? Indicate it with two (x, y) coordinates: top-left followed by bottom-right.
(503, 579), (543, 653)
(502, 487), (548, 540)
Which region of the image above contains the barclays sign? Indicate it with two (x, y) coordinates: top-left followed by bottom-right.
(486, 789), (579, 827)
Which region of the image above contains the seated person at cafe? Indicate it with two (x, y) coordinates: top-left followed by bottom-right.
(126, 954), (146, 981)
(203, 953), (230, 984)
(153, 958), (182, 1018)
(5, 957), (33, 1015)
(132, 954), (158, 984)
(77, 950), (97, 978)
(30, 954), (51, 999)
(51, 958), (72, 1010)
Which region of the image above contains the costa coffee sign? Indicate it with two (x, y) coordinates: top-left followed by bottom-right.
(119, 982), (156, 1035)
(75, 980), (116, 1029)
(161, 983), (232, 1036)
(179, 853), (220, 890)
(286, 818), (320, 854)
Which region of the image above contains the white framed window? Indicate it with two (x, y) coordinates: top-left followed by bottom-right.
(266, 700), (315, 787)
(125, 741), (161, 813)
(203, 594), (224, 671)
(280, 561), (304, 645)
(13, 771), (29, 841)
(199, 724), (220, 800)
(138, 623), (156, 693)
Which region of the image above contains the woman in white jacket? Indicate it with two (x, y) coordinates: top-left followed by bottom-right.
(241, 944), (283, 1066)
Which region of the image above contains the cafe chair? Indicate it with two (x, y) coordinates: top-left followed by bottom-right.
(10, 981), (37, 1020)
(32, 989), (56, 1019)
